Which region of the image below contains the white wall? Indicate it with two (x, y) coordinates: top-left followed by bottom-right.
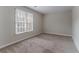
(43, 11), (72, 36)
(0, 6), (43, 48)
(72, 7), (79, 51)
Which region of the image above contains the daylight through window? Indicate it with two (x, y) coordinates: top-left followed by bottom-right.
(15, 9), (33, 34)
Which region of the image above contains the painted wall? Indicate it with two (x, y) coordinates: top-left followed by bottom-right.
(72, 7), (79, 51)
(43, 11), (72, 36)
(0, 6), (43, 48)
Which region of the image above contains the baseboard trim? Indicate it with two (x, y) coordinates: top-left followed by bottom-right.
(0, 33), (41, 49)
(43, 33), (72, 37)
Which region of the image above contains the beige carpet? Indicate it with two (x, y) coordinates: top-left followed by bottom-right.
(0, 33), (78, 53)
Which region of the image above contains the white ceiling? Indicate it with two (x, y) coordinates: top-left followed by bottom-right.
(28, 6), (73, 14)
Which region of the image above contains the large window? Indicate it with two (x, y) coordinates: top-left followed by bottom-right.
(15, 9), (33, 34)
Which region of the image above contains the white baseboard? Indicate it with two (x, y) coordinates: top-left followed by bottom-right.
(54, 33), (72, 37)
(0, 33), (41, 49)
(44, 33), (72, 37)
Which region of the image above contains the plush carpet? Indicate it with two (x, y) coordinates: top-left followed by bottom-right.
(0, 33), (78, 53)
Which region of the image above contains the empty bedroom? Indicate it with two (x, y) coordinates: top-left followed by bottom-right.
(0, 6), (79, 53)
